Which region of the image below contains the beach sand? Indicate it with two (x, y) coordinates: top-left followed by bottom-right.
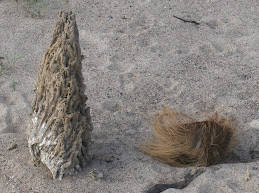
(0, 0), (258, 192)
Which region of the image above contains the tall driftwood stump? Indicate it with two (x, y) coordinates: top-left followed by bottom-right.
(27, 11), (93, 180)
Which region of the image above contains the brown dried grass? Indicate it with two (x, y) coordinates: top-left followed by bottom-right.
(141, 108), (236, 167)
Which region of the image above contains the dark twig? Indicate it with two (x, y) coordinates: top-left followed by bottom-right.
(145, 168), (205, 193)
(173, 15), (200, 25)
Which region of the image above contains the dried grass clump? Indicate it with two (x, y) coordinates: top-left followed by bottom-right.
(141, 108), (236, 167)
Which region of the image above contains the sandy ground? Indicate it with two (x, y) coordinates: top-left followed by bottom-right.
(0, 0), (258, 192)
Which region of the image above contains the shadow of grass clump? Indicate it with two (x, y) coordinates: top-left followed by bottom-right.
(141, 108), (236, 167)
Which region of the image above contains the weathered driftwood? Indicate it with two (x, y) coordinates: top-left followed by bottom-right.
(27, 11), (93, 180)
